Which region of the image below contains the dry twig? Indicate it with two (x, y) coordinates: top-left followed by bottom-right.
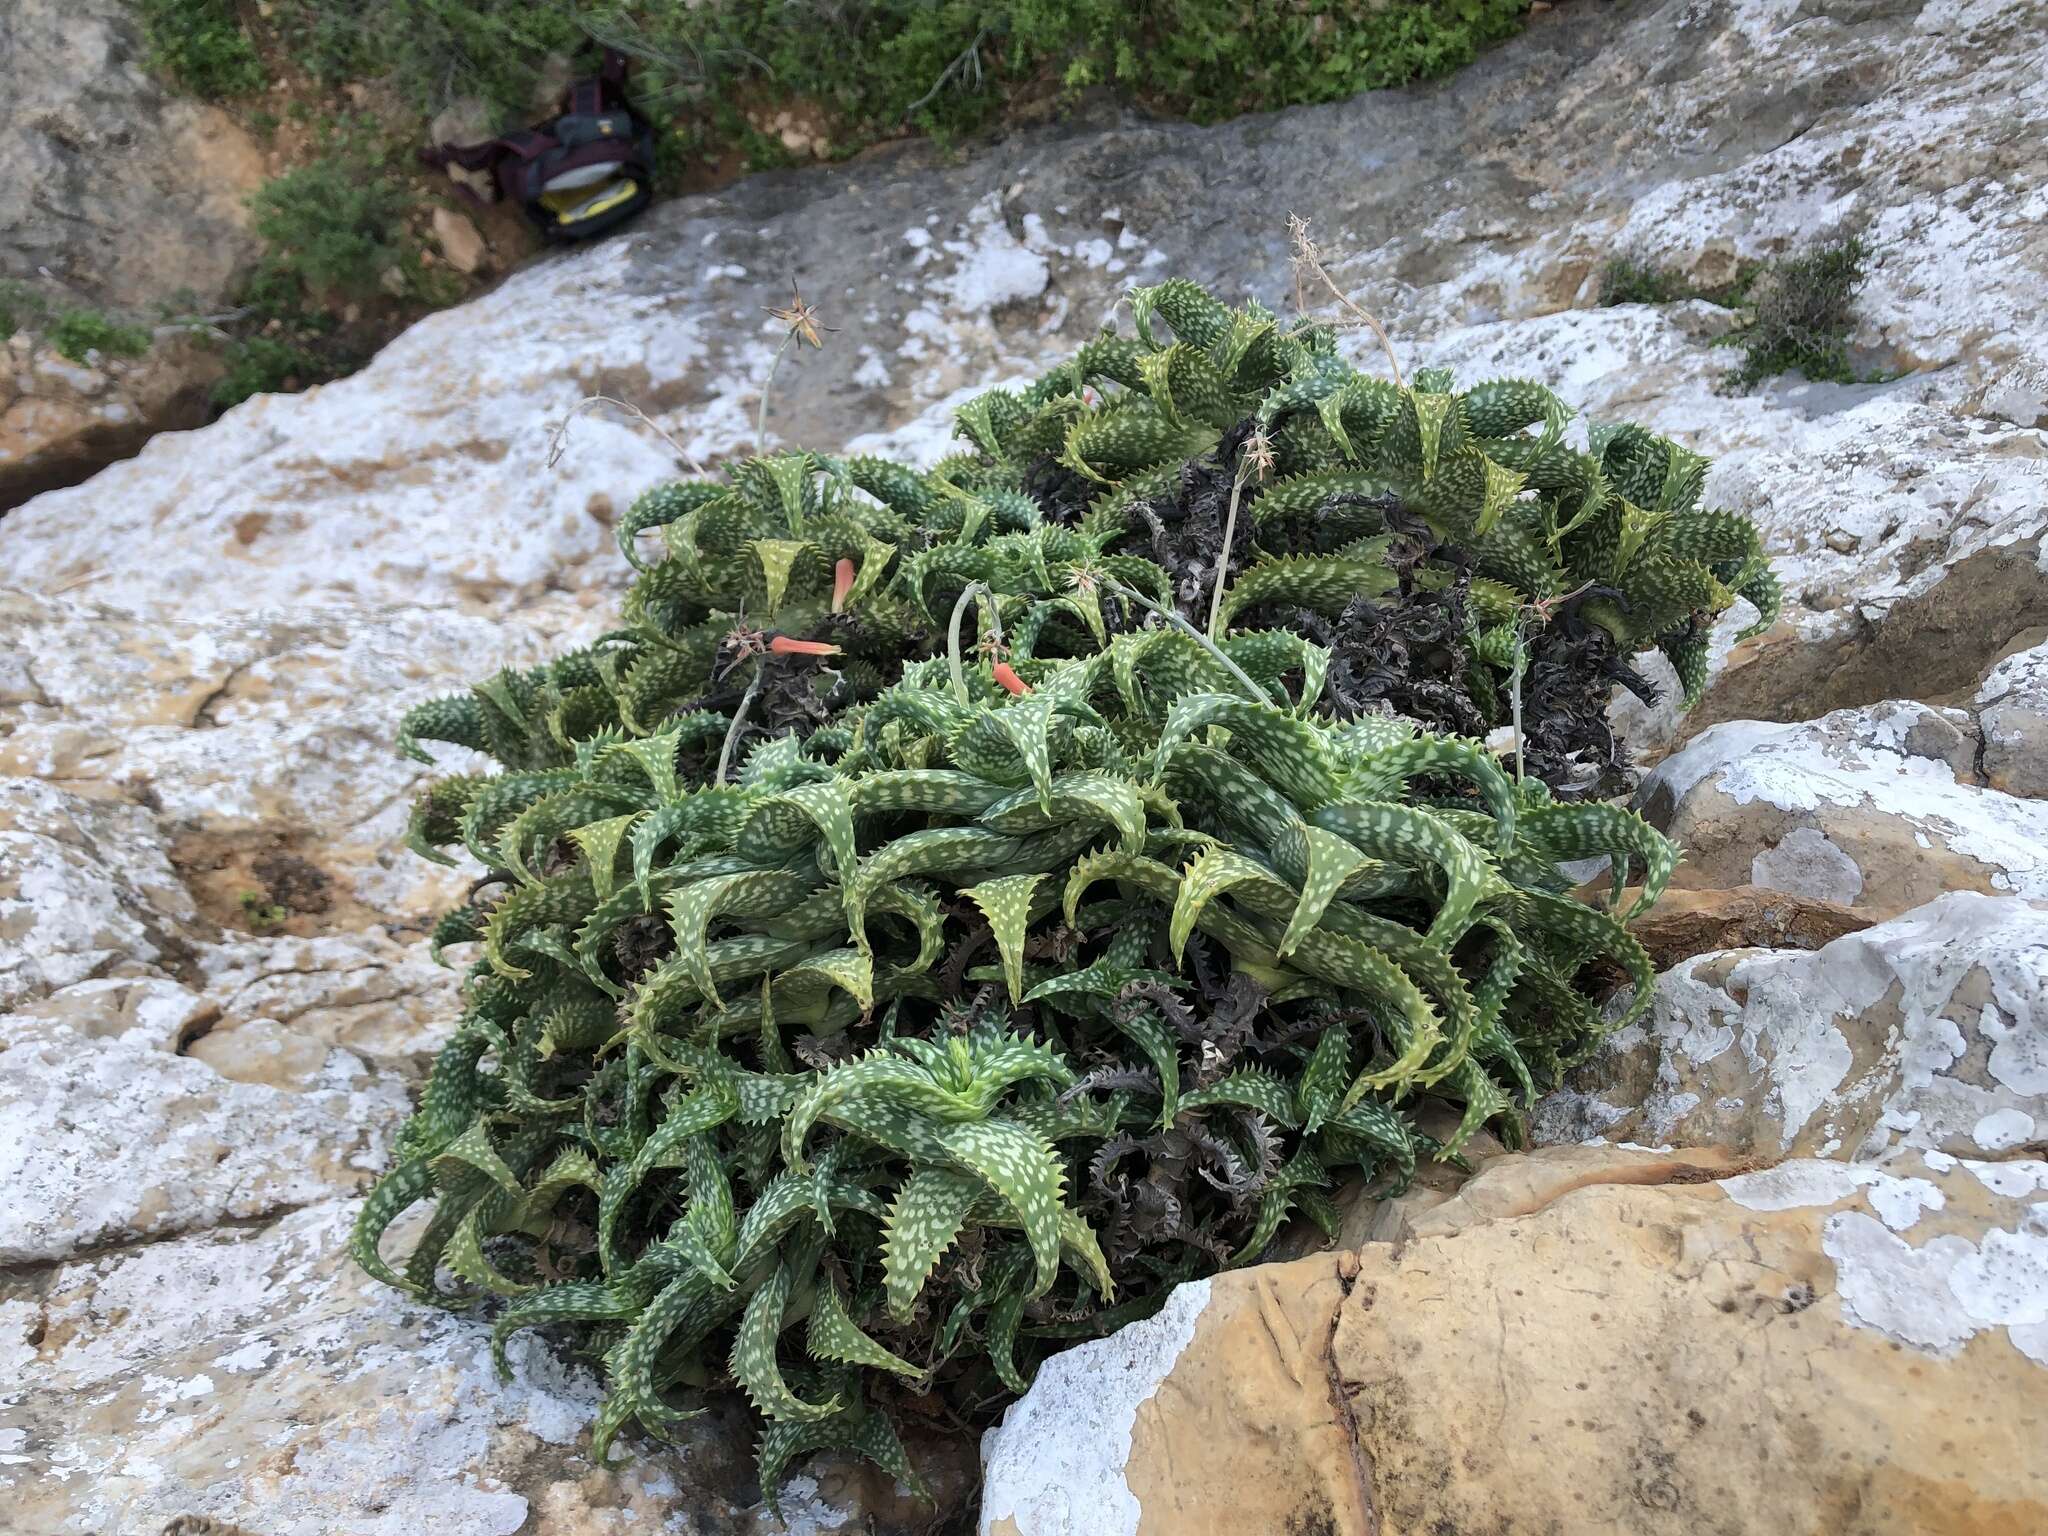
(545, 394), (706, 473)
(1288, 213), (1405, 389)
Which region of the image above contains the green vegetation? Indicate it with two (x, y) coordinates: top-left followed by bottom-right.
(1598, 236), (1873, 391)
(208, 124), (458, 410)
(357, 278), (1765, 1499)
(210, 335), (334, 410)
(1596, 255), (1705, 308)
(1725, 235), (1869, 390)
(0, 281), (49, 339)
(187, 1), (1534, 174)
(7, 121), (437, 408)
(246, 135), (421, 302)
(137, 0), (269, 99)
(130, 3), (1535, 413)
(47, 309), (155, 365)
(240, 890), (290, 933)
(1595, 253), (1759, 310)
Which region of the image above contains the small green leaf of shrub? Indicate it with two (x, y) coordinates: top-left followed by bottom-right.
(240, 891), (289, 933)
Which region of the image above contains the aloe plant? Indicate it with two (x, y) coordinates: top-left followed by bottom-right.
(940, 278), (1778, 786)
(360, 274), (1757, 1504)
(362, 623), (1674, 1503)
(399, 284), (1769, 798)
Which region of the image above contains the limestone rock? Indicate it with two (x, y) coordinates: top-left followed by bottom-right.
(1979, 638), (2048, 799)
(432, 206), (490, 276)
(0, 983), (411, 1264)
(1539, 892), (2048, 1160)
(0, 776), (201, 1011)
(981, 1146), (2048, 1536)
(193, 931), (455, 1067)
(0, 1198), (978, 1534)
(429, 98), (501, 204)
(1617, 882), (1873, 970)
(1637, 700), (2048, 917)
(0, 0), (266, 502)
(1979, 356), (2048, 430)
(0, 333), (224, 507)
(0, 1), (263, 313)
(1674, 405), (2048, 743)
(0, 588), (591, 920)
(4, 973), (216, 1049)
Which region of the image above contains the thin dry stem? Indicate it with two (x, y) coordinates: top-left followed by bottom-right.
(1207, 428), (1273, 639)
(1287, 214), (1406, 390)
(1208, 475), (1247, 640)
(48, 568), (108, 596)
(716, 659), (766, 784)
(757, 332), (796, 454)
(1107, 579), (1273, 706)
(546, 395), (706, 474)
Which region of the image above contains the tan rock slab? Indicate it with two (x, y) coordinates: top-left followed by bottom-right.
(981, 1147), (2048, 1536)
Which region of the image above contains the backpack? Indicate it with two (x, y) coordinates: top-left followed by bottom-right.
(426, 51), (657, 243)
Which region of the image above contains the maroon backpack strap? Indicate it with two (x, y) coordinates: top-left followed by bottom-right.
(563, 49), (633, 116)
(421, 139), (503, 174)
(496, 129), (556, 161)
(421, 126), (559, 205)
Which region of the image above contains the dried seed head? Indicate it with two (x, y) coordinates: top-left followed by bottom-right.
(1241, 426), (1276, 483)
(764, 278), (835, 349)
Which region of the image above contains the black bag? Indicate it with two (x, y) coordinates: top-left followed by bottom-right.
(426, 51), (657, 243)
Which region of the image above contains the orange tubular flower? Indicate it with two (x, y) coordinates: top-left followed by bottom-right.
(831, 558), (857, 613)
(767, 635), (842, 658)
(991, 661), (1031, 695)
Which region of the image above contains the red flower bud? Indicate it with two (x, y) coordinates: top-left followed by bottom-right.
(831, 558), (856, 613)
(767, 634), (842, 658)
(992, 661), (1031, 695)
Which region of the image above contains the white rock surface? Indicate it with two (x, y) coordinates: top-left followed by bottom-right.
(0, 776), (201, 1011)
(0, 993), (410, 1264)
(1637, 699), (2048, 916)
(2, 1201), (777, 1535)
(979, 1280), (1211, 1536)
(980, 1146), (2048, 1536)
(0, 590), (592, 919)
(1979, 638), (2048, 799)
(1538, 891), (2048, 1161)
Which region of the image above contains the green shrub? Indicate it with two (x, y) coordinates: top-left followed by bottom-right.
(48, 309), (153, 364)
(360, 278), (1765, 1500)
(1596, 255), (1696, 307)
(1596, 254), (1761, 310)
(1728, 235), (1868, 390)
(137, 0), (269, 99)
(246, 142), (415, 302)
(211, 334), (334, 409)
(0, 281), (50, 338)
(1598, 239), (1872, 392)
(264, 1), (1529, 159)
